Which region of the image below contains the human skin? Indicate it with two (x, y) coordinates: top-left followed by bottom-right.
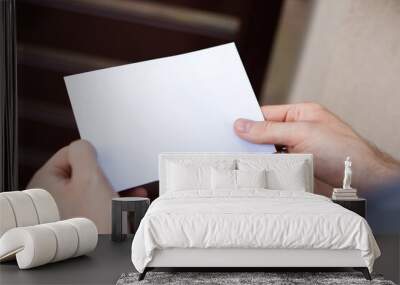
(27, 140), (117, 233)
(234, 102), (400, 195)
(27, 140), (149, 233)
(27, 103), (400, 231)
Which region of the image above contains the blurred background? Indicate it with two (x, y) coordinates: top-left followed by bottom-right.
(16, 0), (283, 186)
(17, 0), (400, 188)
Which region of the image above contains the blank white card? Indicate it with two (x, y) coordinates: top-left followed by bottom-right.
(65, 43), (275, 191)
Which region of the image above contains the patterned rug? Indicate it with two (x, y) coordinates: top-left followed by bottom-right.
(116, 272), (396, 285)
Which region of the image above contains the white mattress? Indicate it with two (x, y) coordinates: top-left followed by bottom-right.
(131, 190), (380, 273)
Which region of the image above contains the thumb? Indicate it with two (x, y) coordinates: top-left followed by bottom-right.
(234, 118), (307, 146)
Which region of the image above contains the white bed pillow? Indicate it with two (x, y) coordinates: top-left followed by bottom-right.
(166, 159), (235, 192)
(167, 163), (211, 191)
(238, 159), (308, 191)
(211, 168), (236, 190)
(236, 169), (267, 189)
(267, 165), (307, 191)
(211, 169), (267, 190)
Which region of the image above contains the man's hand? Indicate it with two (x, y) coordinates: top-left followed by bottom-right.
(27, 140), (117, 234)
(234, 103), (400, 193)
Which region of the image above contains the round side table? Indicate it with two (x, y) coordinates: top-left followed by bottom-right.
(111, 197), (150, 242)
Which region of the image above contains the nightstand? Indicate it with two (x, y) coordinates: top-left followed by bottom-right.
(332, 198), (366, 218)
(112, 197), (150, 242)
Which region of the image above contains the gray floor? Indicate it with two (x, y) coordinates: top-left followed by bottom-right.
(0, 235), (134, 285)
(374, 235), (400, 284)
(1, 235), (398, 285)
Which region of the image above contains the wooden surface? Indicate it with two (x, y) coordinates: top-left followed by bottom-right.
(332, 198), (366, 218)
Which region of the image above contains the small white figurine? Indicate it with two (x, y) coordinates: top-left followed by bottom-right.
(342, 156), (352, 189)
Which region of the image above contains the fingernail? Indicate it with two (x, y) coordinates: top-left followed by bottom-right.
(235, 119), (253, 133)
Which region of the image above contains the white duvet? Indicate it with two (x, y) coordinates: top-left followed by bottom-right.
(131, 190), (380, 273)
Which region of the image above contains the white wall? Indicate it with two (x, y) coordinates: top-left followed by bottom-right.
(268, 0), (400, 160)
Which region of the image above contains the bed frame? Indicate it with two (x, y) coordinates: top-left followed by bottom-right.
(140, 248), (370, 280)
(139, 153), (371, 280)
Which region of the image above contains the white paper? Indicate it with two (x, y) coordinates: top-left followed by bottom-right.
(65, 43), (275, 191)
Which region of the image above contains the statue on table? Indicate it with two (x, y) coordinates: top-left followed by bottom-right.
(343, 156), (352, 189)
(332, 157), (357, 200)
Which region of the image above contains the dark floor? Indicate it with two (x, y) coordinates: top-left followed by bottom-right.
(0, 235), (134, 285)
(374, 235), (400, 284)
(0, 235), (399, 285)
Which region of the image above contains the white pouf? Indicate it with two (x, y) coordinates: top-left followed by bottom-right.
(0, 189), (98, 269)
(42, 221), (79, 262)
(0, 225), (57, 268)
(1, 191), (39, 227)
(0, 196), (17, 237)
(24, 189), (60, 223)
(65, 218), (98, 257)
(0, 218), (98, 269)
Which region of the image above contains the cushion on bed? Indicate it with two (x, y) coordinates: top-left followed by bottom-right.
(236, 169), (267, 189)
(268, 163), (307, 191)
(167, 163), (210, 191)
(166, 160), (235, 191)
(211, 169), (267, 190)
(211, 168), (236, 190)
(237, 159), (308, 191)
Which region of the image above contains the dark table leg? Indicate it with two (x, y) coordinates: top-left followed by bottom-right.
(112, 200), (123, 241)
(133, 201), (149, 234)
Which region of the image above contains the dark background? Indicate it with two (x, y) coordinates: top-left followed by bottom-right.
(16, 0), (283, 188)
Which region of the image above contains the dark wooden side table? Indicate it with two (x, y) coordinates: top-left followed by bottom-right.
(112, 197), (150, 242)
(332, 198), (366, 218)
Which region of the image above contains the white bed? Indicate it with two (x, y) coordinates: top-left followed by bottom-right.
(131, 153), (380, 280)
